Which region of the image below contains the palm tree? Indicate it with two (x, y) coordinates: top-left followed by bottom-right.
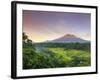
(27, 39), (32, 44)
(23, 32), (28, 43)
(23, 32), (33, 47)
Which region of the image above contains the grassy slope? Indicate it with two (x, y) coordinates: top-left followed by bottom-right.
(23, 43), (91, 69)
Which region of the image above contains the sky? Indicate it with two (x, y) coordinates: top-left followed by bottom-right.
(23, 10), (91, 42)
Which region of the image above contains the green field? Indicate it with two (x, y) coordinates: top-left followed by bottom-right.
(23, 42), (91, 69)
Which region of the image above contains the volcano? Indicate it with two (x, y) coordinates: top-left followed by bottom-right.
(48, 34), (89, 43)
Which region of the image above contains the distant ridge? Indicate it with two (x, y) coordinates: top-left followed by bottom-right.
(46, 34), (89, 43)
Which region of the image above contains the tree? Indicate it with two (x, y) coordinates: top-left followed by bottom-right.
(27, 39), (33, 46)
(23, 32), (28, 43)
(23, 32), (33, 47)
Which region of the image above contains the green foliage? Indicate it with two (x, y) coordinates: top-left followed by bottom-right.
(23, 32), (91, 69)
(23, 43), (91, 69)
(48, 47), (90, 67)
(34, 42), (90, 52)
(23, 47), (36, 69)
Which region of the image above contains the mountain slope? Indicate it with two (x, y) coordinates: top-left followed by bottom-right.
(49, 34), (89, 43)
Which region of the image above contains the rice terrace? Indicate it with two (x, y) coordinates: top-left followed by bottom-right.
(23, 33), (91, 69)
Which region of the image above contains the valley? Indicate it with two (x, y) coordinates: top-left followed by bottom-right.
(23, 42), (91, 69)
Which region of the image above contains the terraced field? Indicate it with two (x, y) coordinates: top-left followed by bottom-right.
(23, 43), (91, 69)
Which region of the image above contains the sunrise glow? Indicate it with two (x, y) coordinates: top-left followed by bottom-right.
(23, 10), (91, 42)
